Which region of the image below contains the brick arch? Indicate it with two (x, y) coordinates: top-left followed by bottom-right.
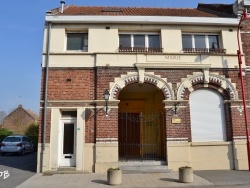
(109, 72), (174, 100)
(176, 72), (238, 100)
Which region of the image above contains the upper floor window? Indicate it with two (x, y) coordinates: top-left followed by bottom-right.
(119, 34), (162, 53)
(66, 33), (88, 51)
(182, 34), (225, 54)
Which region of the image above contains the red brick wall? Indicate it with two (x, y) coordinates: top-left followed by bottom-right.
(230, 106), (247, 137)
(95, 67), (135, 99)
(96, 109), (118, 141)
(44, 68), (95, 100)
(237, 27), (250, 138)
(39, 67), (247, 143)
(166, 103), (191, 141)
(242, 26), (250, 67)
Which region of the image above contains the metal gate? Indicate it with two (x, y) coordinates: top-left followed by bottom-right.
(118, 112), (166, 161)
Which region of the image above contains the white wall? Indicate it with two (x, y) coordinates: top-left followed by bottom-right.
(41, 23), (240, 69)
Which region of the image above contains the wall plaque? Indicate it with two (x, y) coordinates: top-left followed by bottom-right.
(172, 118), (181, 124)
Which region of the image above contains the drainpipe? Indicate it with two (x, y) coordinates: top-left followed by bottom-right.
(42, 21), (52, 172)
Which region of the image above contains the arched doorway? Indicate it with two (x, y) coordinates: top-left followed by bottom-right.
(118, 83), (166, 161)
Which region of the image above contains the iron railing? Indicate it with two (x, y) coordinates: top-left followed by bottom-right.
(183, 48), (226, 54)
(119, 47), (163, 53)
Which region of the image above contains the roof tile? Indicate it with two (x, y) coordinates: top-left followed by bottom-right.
(54, 6), (227, 17)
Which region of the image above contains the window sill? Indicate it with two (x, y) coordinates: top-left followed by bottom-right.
(191, 141), (231, 146)
(65, 50), (88, 53)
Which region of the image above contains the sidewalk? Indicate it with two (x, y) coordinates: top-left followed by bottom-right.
(17, 170), (250, 188)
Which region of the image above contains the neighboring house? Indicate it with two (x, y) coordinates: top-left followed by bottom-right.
(3, 105), (38, 134)
(0, 111), (6, 126)
(38, 0), (250, 173)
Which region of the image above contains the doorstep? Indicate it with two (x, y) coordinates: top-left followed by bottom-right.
(43, 167), (90, 175)
(119, 160), (172, 174)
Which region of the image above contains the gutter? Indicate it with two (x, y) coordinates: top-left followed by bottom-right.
(41, 21), (52, 172)
(45, 15), (238, 26)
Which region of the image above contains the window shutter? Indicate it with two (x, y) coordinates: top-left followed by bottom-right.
(190, 89), (226, 142)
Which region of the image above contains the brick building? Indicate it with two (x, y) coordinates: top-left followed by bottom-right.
(38, 1), (250, 173)
(3, 105), (38, 134)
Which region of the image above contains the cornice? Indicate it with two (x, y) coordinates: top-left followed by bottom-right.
(45, 15), (238, 26)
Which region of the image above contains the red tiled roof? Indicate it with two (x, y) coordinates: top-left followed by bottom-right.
(53, 6), (225, 18)
(26, 110), (39, 120)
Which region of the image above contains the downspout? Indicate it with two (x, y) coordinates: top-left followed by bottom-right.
(42, 21), (52, 172)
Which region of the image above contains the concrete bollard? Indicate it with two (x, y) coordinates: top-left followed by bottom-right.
(179, 166), (193, 183)
(107, 168), (122, 185)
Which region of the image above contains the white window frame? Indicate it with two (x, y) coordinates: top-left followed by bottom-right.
(119, 32), (161, 48)
(65, 31), (88, 52)
(182, 33), (220, 49)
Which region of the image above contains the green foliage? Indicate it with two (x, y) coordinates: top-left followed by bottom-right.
(25, 123), (38, 136)
(0, 128), (13, 142)
(25, 123), (38, 151)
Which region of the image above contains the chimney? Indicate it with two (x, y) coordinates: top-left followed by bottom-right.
(60, 1), (65, 13)
(18, 105), (22, 108)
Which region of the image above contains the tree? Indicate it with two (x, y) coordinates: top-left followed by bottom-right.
(24, 123), (38, 136)
(25, 123), (38, 151)
(0, 128), (13, 142)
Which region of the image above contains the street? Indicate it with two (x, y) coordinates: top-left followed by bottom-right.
(0, 152), (37, 188)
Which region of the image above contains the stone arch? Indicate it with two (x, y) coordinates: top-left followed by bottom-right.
(109, 72), (174, 100)
(176, 71), (238, 100)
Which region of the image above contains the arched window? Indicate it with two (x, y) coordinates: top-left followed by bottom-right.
(190, 89), (226, 142)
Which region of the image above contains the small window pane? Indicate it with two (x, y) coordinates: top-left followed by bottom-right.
(148, 35), (160, 48)
(67, 33), (88, 51)
(119, 34), (131, 47)
(208, 35), (219, 49)
(194, 35), (206, 48)
(61, 111), (77, 117)
(182, 34), (192, 48)
(134, 35), (145, 48)
(63, 123), (74, 154)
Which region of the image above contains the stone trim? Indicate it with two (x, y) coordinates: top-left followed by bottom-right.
(233, 136), (249, 140)
(96, 138), (118, 143)
(109, 71), (174, 100)
(167, 137), (188, 143)
(176, 70), (238, 100)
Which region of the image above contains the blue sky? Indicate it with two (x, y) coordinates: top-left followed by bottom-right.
(0, 0), (235, 115)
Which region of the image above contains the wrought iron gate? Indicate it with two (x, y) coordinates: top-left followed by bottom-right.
(118, 112), (166, 161)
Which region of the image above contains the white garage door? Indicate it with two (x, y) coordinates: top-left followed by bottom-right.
(190, 89), (226, 142)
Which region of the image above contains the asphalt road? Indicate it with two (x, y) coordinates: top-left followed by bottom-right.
(0, 152), (37, 188)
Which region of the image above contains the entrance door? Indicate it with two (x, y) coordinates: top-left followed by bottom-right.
(118, 112), (166, 161)
(119, 113), (141, 159)
(59, 120), (76, 166)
